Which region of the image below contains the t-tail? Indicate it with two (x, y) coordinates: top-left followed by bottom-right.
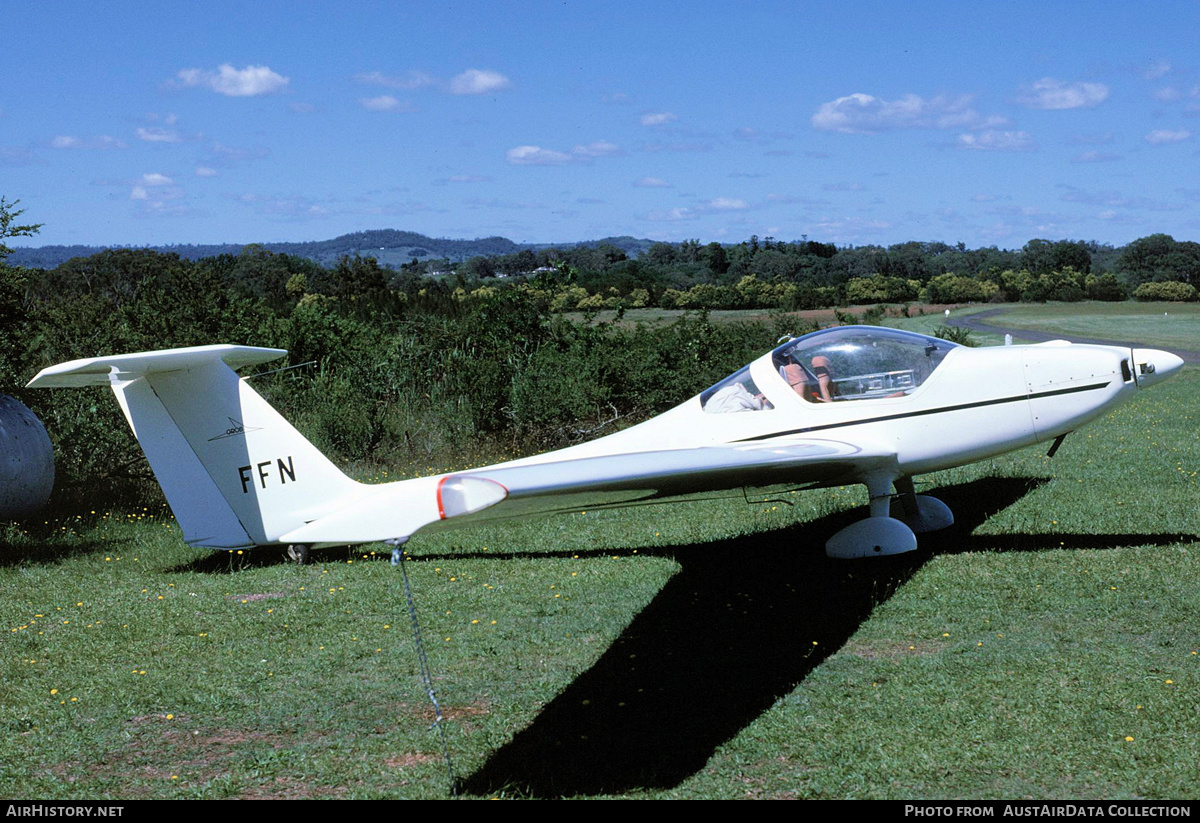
(27, 345), (365, 548)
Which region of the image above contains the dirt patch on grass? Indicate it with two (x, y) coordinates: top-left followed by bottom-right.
(441, 700), (491, 721)
(385, 752), (439, 769)
(73, 722), (314, 797)
(241, 776), (348, 800)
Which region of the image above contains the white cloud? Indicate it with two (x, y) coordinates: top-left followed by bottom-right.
(354, 70), (436, 90)
(129, 173), (184, 207)
(450, 69), (510, 95)
(0, 147), (36, 166)
(196, 166), (217, 177)
(1014, 78), (1108, 110)
(812, 93), (998, 134)
(955, 130), (1035, 152)
(640, 112), (677, 126)
(506, 141), (621, 165)
(810, 216), (896, 241)
(646, 207), (698, 222)
(51, 135), (124, 149)
(634, 177), (672, 188)
(1057, 183), (1184, 212)
(986, 204), (1051, 218)
(176, 64), (289, 97)
(359, 95), (413, 112)
(443, 174), (490, 183)
(822, 182), (865, 192)
(136, 127), (182, 143)
(1143, 61), (1172, 80)
(203, 142), (269, 168)
(506, 145), (573, 165)
(355, 68), (511, 96)
(707, 197), (748, 210)
(1145, 129), (1191, 144)
(230, 193), (332, 219)
(572, 140), (620, 158)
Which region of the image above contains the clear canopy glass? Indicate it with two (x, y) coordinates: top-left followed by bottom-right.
(701, 326), (960, 413)
(772, 326), (958, 403)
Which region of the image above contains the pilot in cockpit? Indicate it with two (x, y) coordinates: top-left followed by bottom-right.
(781, 355), (836, 403)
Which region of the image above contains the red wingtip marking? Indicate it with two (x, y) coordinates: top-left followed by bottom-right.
(436, 476), (449, 520)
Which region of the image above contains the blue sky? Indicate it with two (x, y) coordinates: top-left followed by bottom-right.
(3, 1), (1198, 250)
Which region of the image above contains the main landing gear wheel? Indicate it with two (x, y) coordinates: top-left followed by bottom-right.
(286, 544), (311, 565)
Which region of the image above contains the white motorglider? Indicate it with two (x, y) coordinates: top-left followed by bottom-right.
(27, 326), (1183, 560)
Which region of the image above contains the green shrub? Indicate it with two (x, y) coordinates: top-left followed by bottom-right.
(1132, 280), (1197, 302)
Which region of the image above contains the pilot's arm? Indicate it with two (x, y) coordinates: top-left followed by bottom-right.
(810, 356), (834, 402)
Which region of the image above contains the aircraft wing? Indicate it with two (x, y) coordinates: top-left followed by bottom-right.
(279, 438), (898, 545)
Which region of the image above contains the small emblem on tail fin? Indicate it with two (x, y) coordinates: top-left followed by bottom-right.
(208, 417), (262, 441)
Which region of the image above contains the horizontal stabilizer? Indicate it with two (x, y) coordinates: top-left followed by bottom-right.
(27, 345), (287, 388)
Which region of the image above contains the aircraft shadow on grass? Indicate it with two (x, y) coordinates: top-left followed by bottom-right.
(456, 475), (1195, 797)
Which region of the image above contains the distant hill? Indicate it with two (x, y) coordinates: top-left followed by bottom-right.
(5, 230), (658, 269)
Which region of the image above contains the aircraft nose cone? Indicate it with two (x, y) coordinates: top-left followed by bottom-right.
(1131, 348), (1184, 388)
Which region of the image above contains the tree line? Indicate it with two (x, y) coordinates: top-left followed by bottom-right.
(0, 224), (792, 506)
(3, 194), (1198, 508)
(450, 234), (1200, 309)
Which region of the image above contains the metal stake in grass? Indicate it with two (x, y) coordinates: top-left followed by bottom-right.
(392, 540), (458, 797)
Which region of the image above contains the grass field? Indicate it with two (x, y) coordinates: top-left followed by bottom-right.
(958, 302), (1200, 351)
(2, 305), (1197, 799)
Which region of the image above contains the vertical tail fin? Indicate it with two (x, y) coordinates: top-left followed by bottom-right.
(28, 345), (362, 548)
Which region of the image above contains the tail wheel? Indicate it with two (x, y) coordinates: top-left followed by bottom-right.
(286, 544), (311, 565)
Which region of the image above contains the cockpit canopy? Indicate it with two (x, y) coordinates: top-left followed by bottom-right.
(702, 326), (959, 412)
